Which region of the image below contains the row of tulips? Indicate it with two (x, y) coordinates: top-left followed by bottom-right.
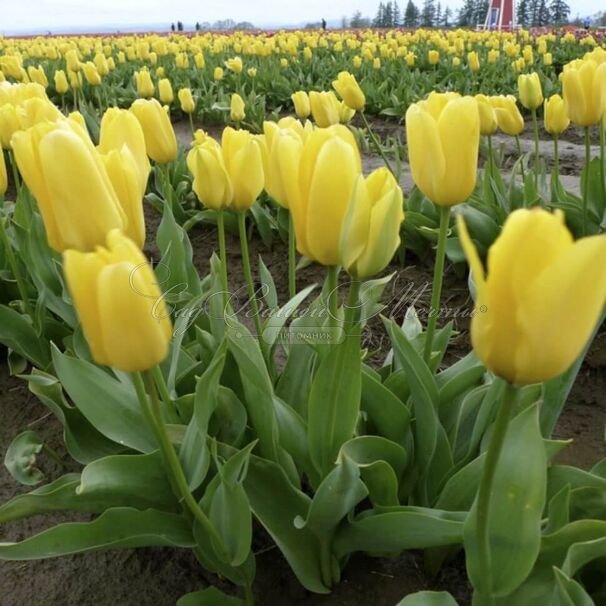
(0, 34), (606, 606)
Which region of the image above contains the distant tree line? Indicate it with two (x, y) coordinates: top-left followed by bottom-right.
(343, 0), (571, 28)
(170, 20), (255, 32)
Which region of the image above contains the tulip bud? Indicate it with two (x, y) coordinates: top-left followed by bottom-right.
(428, 50), (440, 65)
(468, 51), (480, 72)
(490, 95), (525, 136)
(291, 125), (362, 265)
(158, 78), (174, 105)
(99, 107), (151, 196)
(332, 71), (366, 111)
(12, 120), (126, 252)
(544, 94), (570, 137)
(82, 62), (101, 86)
(561, 59), (606, 127)
(291, 90), (311, 119)
(247, 67), (257, 78)
(221, 127), (264, 210)
(187, 139), (233, 210)
(543, 53), (553, 66)
(353, 56), (362, 69)
(178, 88), (195, 114)
(230, 93), (245, 122)
(225, 56), (243, 73)
(339, 168), (404, 278)
(63, 229), (173, 372)
(65, 49), (80, 72)
(475, 94), (498, 136)
(517, 72), (543, 110)
(54, 70), (69, 95)
(406, 94), (480, 206)
(457, 209), (606, 385)
(309, 91), (340, 128)
(214, 67), (224, 81)
(135, 69), (155, 98)
(130, 99), (177, 164)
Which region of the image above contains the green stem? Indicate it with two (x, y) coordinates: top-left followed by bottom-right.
(0, 216), (32, 317)
(583, 127), (590, 237)
(474, 381), (518, 606)
(132, 371), (225, 554)
(344, 278), (361, 329)
(162, 162), (173, 209)
(216, 210), (229, 292)
(360, 111), (396, 177)
(553, 136), (559, 178)
(244, 584), (255, 606)
(423, 205), (450, 365)
(237, 211), (263, 340)
(188, 112), (195, 135)
(325, 265), (339, 329)
(151, 366), (180, 423)
(288, 211), (296, 300)
(319, 537), (333, 588)
(531, 108), (539, 188)
(515, 135), (526, 186)
(486, 135), (494, 205)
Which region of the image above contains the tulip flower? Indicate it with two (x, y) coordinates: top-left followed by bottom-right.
(186, 139), (233, 211)
(544, 94), (570, 137)
(99, 107), (151, 195)
(406, 94), (480, 207)
(428, 50), (440, 65)
(213, 67), (224, 81)
(134, 69), (155, 98)
(339, 167), (404, 279)
(230, 93), (246, 123)
(291, 90), (311, 119)
(291, 124), (361, 266)
(26, 67), (47, 90)
(225, 56), (243, 73)
(54, 70), (69, 95)
(0, 104), (20, 149)
(561, 59), (606, 127)
(490, 95), (524, 136)
(158, 78), (174, 105)
(101, 147), (146, 248)
(457, 209), (606, 385)
(130, 99), (177, 164)
(309, 91), (340, 128)
(517, 72), (543, 110)
(476, 94), (498, 136)
(332, 71), (365, 111)
(82, 62), (101, 86)
(11, 119), (126, 252)
(63, 229), (172, 372)
(468, 51), (480, 72)
(178, 88), (195, 114)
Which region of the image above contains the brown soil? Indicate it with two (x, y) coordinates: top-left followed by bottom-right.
(1, 150), (604, 606)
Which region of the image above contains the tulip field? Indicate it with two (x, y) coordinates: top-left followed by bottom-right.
(1, 26), (606, 606)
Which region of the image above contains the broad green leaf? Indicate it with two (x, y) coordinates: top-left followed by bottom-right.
(553, 568), (594, 606)
(51, 345), (156, 453)
(464, 404), (547, 598)
(397, 591), (459, 606)
(0, 304), (49, 369)
(4, 430), (44, 486)
(177, 587), (244, 606)
(0, 507), (195, 559)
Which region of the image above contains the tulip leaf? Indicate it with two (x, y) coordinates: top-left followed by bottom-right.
(0, 507), (195, 560)
(553, 568), (595, 606)
(4, 430), (45, 486)
(0, 304), (50, 369)
(258, 255), (278, 311)
(333, 507), (465, 558)
(464, 403), (547, 598)
(177, 587), (244, 606)
(275, 342), (316, 418)
(307, 327), (361, 479)
(396, 591), (459, 606)
(244, 456), (328, 594)
(51, 345), (156, 453)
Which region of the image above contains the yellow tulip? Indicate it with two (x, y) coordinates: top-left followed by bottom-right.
(230, 93), (245, 122)
(67, 111), (87, 131)
(292, 124), (362, 265)
(158, 78), (174, 105)
(0, 104), (20, 149)
(353, 56), (362, 69)
(468, 51), (480, 72)
(0, 148), (6, 196)
(82, 62), (101, 86)
(130, 99), (177, 164)
(490, 95), (524, 136)
(63, 229), (172, 372)
(17, 97), (63, 130)
(291, 90), (311, 119)
(64, 49), (80, 73)
(457, 209), (606, 385)
(54, 70), (69, 95)
(280, 58), (289, 68)
(517, 72), (543, 110)
(406, 52), (416, 67)
(561, 59), (606, 127)
(428, 50), (440, 65)
(373, 58), (381, 70)
(221, 127), (264, 211)
(214, 67), (224, 81)
(99, 107), (151, 194)
(406, 94), (480, 206)
(134, 69), (155, 98)
(225, 56), (243, 73)
(178, 88), (195, 114)
(187, 139), (233, 210)
(101, 147), (146, 248)
(27, 66), (48, 88)
(544, 94), (570, 137)
(543, 53), (553, 66)
(309, 91), (340, 128)
(68, 70), (82, 90)
(194, 53), (205, 69)
(332, 71), (365, 111)
(247, 67), (257, 78)
(339, 167), (404, 278)
(12, 120), (126, 252)
(476, 94), (498, 136)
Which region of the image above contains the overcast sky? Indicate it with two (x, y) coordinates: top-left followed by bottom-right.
(1, 0), (602, 33)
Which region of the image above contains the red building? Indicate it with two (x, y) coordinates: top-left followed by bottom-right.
(484, 0), (516, 30)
